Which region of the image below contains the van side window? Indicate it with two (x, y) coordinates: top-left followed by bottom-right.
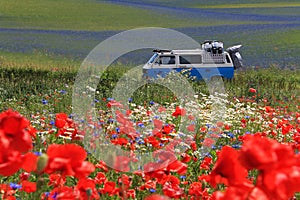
(179, 55), (202, 64)
(157, 56), (176, 65)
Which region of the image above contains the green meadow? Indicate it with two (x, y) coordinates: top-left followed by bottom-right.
(0, 0), (252, 31)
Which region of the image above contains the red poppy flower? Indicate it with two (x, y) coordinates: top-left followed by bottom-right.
(21, 181), (36, 193)
(111, 138), (129, 146)
(126, 189), (136, 199)
(202, 137), (215, 148)
(145, 194), (170, 200)
(113, 156), (132, 172)
(181, 153), (191, 163)
(172, 106), (186, 117)
(158, 106), (167, 112)
(19, 172), (30, 181)
(144, 136), (160, 148)
(47, 186), (78, 200)
(95, 172), (107, 185)
(256, 165), (300, 200)
(187, 124), (195, 132)
(153, 119), (163, 129)
(95, 160), (109, 172)
(162, 124), (173, 134)
(188, 182), (204, 196)
(139, 179), (157, 191)
(209, 146), (248, 187)
(118, 174), (132, 188)
(200, 156), (212, 170)
(76, 178), (99, 200)
(21, 152), (38, 172)
(214, 184), (265, 200)
(107, 100), (123, 108)
(162, 181), (184, 198)
(55, 113), (68, 128)
(166, 160), (187, 175)
(100, 181), (119, 196)
(239, 135), (296, 170)
(0, 150), (23, 176)
(48, 173), (66, 187)
(44, 143), (95, 179)
(0, 109), (33, 153)
(0, 183), (16, 198)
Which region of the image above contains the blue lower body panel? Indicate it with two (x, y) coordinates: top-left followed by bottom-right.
(143, 67), (234, 80)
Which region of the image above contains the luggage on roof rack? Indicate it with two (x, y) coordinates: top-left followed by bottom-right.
(201, 40), (224, 54)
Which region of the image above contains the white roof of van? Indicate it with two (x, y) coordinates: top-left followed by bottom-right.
(171, 49), (204, 54)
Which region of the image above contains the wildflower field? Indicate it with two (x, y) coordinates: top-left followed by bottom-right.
(0, 0), (300, 199)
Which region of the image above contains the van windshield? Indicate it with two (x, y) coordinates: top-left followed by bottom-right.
(148, 53), (158, 64)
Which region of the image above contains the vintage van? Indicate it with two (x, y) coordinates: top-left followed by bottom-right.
(142, 40), (243, 80)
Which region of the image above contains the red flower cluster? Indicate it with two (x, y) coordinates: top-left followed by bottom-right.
(55, 113), (81, 140)
(0, 110), (36, 176)
(211, 134), (300, 200)
(44, 143), (95, 179)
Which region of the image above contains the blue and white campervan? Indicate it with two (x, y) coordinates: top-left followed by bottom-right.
(142, 40), (243, 80)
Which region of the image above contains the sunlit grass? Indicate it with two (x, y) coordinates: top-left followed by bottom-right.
(0, 51), (80, 72)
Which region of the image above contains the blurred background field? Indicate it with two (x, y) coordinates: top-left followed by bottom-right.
(0, 0), (299, 114)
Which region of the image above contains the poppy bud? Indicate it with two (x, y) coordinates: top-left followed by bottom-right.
(249, 88), (257, 93)
(37, 153), (48, 173)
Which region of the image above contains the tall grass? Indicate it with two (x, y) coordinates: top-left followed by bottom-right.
(1, 53), (299, 116)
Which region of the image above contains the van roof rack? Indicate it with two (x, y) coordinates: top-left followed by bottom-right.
(153, 49), (172, 53)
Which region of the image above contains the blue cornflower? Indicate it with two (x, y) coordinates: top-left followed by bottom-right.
(42, 99), (48, 105)
(138, 140), (145, 145)
(10, 183), (22, 190)
(44, 192), (50, 197)
(138, 123), (145, 128)
(112, 134), (118, 139)
(33, 152), (42, 156)
(232, 144), (241, 149)
(227, 132), (234, 138)
(59, 90), (67, 94)
(149, 188), (156, 193)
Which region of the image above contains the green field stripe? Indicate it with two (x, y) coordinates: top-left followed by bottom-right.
(193, 2), (300, 9)
(0, 0), (262, 31)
